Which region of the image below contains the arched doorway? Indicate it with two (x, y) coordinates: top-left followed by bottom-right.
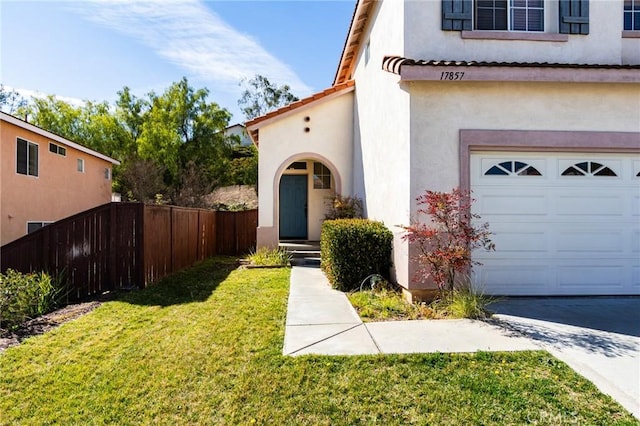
(276, 156), (341, 242)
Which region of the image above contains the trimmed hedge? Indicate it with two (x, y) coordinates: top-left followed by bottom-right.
(321, 219), (393, 292)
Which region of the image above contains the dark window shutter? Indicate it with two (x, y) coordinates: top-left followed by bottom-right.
(442, 0), (472, 31)
(559, 0), (589, 34)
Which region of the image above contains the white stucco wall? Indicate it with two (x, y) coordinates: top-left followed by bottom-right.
(622, 37), (640, 65)
(352, 0), (413, 286)
(407, 80), (640, 291)
(404, 0), (636, 65)
(255, 90), (354, 245)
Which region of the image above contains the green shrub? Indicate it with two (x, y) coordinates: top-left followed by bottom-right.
(348, 288), (435, 321)
(321, 219), (393, 292)
(432, 287), (494, 319)
(324, 194), (364, 220)
(0, 269), (67, 330)
(246, 247), (292, 267)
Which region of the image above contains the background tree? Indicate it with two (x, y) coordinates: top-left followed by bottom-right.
(238, 75), (298, 120)
(0, 85), (27, 114)
(13, 78), (237, 206)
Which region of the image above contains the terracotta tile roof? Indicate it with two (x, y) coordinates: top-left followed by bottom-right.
(245, 80), (355, 145)
(382, 56), (640, 75)
(334, 0), (375, 85)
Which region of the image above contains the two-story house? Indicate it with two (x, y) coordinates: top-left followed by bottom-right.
(1, 112), (120, 245)
(247, 0), (640, 299)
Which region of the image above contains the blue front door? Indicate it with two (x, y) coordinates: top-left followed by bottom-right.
(279, 175), (307, 240)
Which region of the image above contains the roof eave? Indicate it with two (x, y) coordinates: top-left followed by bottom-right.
(333, 0), (375, 86)
(1, 112), (121, 165)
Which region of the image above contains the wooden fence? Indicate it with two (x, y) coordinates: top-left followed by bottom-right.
(0, 203), (257, 301)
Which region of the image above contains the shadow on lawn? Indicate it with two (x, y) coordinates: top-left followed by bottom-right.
(117, 257), (240, 307)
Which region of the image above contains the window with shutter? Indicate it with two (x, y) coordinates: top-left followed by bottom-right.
(442, 0), (473, 30)
(443, 0), (589, 34)
(559, 0), (589, 34)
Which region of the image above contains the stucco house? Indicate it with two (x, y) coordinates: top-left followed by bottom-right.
(1, 112), (120, 245)
(246, 0), (640, 299)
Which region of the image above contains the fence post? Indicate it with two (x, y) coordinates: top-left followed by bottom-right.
(136, 203), (145, 289)
(108, 203), (117, 291)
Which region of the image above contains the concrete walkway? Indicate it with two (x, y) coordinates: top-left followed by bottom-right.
(283, 266), (640, 419)
(283, 266), (538, 356)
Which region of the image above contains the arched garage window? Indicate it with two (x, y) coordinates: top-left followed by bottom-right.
(484, 161), (542, 176)
(561, 161), (617, 177)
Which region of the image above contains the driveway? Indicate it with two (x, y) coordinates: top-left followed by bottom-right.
(488, 297), (640, 419)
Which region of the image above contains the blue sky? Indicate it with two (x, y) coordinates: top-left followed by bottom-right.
(1, 0), (355, 122)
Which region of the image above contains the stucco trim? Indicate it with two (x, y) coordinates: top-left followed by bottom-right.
(459, 129), (640, 192)
(400, 65), (640, 83)
(461, 31), (568, 42)
(1, 112), (120, 165)
(272, 153), (343, 242)
(622, 30), (640, 38)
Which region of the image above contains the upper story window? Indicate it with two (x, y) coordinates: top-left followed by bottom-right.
(49, 142), (66, 157)
(476, 0), (544, 32)
(77, 158), (85, 173)
(443, 0), (589, 34)
(624, 0), (640, 30)
(16, 138), (38, 177)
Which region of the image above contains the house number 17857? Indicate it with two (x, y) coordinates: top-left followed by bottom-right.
(440, 71), (465, 80)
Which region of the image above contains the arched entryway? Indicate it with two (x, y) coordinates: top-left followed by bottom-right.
(276, 154), (341, 242)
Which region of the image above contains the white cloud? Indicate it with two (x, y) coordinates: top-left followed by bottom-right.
(3, 86), (86, 108)
(66, 0), (313, 97)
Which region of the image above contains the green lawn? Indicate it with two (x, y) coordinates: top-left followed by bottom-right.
(1, 258), (636, 425)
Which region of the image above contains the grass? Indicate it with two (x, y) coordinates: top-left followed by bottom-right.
(0, 257), (637, 425)
(348, 289), (436, 321)
(349, 286), (494, 321)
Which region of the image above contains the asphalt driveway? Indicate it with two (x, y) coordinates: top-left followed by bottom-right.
(488, 297), (640, 419)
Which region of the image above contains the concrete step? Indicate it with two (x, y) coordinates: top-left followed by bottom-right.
(280, 241), (321, 266)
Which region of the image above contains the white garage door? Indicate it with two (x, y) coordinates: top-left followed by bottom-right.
(471, 152), (640, 296)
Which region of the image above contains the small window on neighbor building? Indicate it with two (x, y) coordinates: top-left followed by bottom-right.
(313, 162), (331, 189)
(27, 221), (52, 234)
(77, 158), (84, 172)
(104, 168), (111, 180)
(49, 143), (66, 156)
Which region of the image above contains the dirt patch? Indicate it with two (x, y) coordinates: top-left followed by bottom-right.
(205, 185), (257, 209)
(0, 298), (108, 353)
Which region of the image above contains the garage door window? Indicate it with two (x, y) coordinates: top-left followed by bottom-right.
(561, 161), (617, 177)
(485, 161), (541, 176)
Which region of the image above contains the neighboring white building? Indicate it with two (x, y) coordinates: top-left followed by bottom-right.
(247, 0), (640, 299)
(225, 124), (253, 147)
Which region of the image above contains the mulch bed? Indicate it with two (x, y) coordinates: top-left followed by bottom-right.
(0, 294), (114, 353)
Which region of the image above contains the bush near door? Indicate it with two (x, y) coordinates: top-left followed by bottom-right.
(321, 219), (393, 292)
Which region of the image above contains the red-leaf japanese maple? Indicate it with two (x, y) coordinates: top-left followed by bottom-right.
(402, 188), (494, 292)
